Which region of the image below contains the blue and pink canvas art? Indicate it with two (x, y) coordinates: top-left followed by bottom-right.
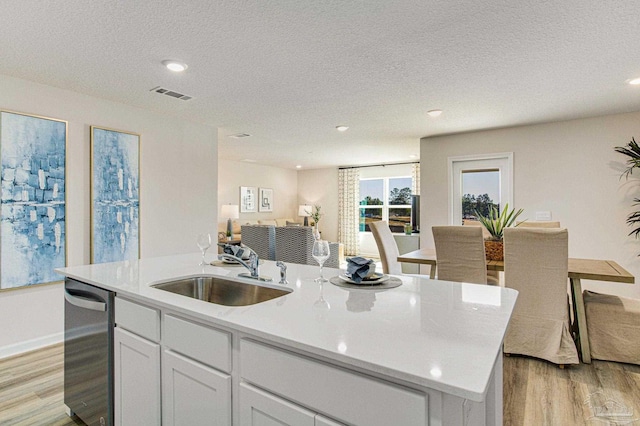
(91, 127), (139, 264)
(0, 111), (67, 289)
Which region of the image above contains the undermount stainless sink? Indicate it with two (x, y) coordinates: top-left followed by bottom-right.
(151, 276), (291, 306)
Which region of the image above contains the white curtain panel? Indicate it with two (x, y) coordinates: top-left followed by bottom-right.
(338, 168), (360, 256)
(411, 163), (420, 195)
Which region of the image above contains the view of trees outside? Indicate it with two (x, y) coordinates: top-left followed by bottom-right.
(359, 177), (412, 232)
(461, 170), (500, 222)
(462, 193), (498, 220)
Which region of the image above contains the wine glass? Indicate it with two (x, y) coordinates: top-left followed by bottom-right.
(312, 240), (330, 283)
(196, 233), (211, 266)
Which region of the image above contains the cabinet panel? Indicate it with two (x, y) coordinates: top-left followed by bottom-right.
(115, 297), (160, 342)
(241, 339), (427, 426)
(240, 383), (315, 426)
(164, 314), (231, 372)
(163, 349), (231, 426)
(114, 327), (161, 426)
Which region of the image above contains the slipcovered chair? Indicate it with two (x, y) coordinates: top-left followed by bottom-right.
(584, 290), (640, 365)
(240, 225), (276, 260)
(432, 226), (497, 285)
(516, 221), (561, 228)
(503, 227), (579, 366)
(274, 226), (339, 268)
(369, 221), (403, 275)
(462, 220), (500, 284)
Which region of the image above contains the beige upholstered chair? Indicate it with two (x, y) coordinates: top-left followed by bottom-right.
(503, 227), (579, 366)
(516, 221), (561, 228)
(432, 226), (492, 285)
(584, 290), (640, 365)
(369, 221), (403, 275)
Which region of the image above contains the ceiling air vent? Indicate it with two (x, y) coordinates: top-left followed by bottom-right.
(150, 86), (193, 101)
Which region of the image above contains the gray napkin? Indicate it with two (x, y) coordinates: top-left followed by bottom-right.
(217, 243), (251, 260)
(346, 256), (375, 283)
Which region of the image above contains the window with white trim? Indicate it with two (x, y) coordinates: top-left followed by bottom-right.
(359, 176), (412, 233)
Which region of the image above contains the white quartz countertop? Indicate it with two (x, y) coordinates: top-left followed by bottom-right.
(57, 252), (517, 402)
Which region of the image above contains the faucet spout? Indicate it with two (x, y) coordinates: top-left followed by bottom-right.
(217, 247), (272, 282)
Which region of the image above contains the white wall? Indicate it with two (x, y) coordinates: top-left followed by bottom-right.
(420, 111), (640, 298)
(0, 74), (218, 358)
(297, 168), (339, 242)
(217, 159), (298, 228)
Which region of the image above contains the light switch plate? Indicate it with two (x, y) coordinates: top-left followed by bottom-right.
(535, 211), (552, 221)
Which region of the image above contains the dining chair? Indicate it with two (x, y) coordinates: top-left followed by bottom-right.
(584, 290), (640, 365)
(462, 220), (500, 284)
(503, 227), (579, 366)
(516, 221), (561, 228)
(432, 226), (495, 285)
(369, 221), (404, 275)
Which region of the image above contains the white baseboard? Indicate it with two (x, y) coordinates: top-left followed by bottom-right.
(0, 332), (64, 360)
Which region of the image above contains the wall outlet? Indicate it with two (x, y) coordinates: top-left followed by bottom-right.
(535, 211), (552, 221)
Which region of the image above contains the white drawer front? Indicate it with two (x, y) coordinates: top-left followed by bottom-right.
(164, 314), (231, 372)
(115, 297), (160, 342)
(240, 339), (427, 426)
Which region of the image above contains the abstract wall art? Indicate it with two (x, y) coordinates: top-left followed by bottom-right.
(240, 186), (257, 212)
(259, 187), (273, 212)
(91, 126), (140, 264)
(0, 111), (67, 289)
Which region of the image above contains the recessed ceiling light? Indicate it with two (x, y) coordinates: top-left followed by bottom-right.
(296, 165), (302, 169)
(427, 109), (443, 117)
(162, 60), (188, 72)
(629, 77), (640, 85)
(243, 159), (257, 163)
(336, 125), (349, 132)
(229, 133), (251, 139)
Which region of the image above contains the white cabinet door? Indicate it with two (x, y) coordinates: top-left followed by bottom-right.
(114, 327), (161, 426)
(315, 414), (346, 426)
(162, 349), (231, 426)
(240, 383), (315, 426)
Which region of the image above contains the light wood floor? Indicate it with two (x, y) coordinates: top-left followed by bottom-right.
(1, 344), (639, 425)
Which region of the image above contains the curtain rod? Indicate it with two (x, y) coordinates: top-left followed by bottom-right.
(338, 161), (419, 170)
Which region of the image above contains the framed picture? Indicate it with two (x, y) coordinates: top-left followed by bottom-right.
(0, 110), (67, 290)
(240, 186), (257, 212)
(91, 126), (140, 264)
(259, 187), (273, 212)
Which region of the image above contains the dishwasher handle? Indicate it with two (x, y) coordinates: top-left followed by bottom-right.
(64, 290), (107, 312)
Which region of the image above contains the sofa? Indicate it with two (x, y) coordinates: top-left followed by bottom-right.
(217, 218), (298, 242)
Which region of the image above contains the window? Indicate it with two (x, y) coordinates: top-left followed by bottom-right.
(449, 153), (513, 226)
(462, 170), (500, 222)
(359, 176), (412, 233)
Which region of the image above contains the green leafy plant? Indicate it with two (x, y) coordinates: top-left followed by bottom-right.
(306, 204), (322, 225)
(615, 137), (640, 238)
(474, 203), (524, 241)
(615, 137), (640, 179)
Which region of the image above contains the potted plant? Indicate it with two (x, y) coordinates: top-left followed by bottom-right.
(306, 204), (322, 239)
(615, 137), (640, 244)
(474, 203), (524, 261)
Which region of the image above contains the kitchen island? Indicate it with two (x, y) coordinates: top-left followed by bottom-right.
(58, 253), (517, 426)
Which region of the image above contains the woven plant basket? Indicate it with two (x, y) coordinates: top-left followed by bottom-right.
(484, 240), (504, 261)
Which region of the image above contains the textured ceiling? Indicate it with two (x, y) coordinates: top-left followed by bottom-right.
(1, 1), (640, 169)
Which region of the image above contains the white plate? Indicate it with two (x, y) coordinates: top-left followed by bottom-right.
(338, 273), (389, 285)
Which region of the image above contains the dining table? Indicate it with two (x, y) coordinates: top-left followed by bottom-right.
(397, 248), (635, 363)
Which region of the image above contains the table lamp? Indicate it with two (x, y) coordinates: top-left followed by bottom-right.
(221, 204), (239, 239)
(298, 205), (311, 226)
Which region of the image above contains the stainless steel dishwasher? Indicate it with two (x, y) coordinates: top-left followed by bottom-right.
(64, 278), (114, 426)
